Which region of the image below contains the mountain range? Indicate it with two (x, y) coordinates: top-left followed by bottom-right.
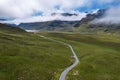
(78, 9), (120, 33)
(1, 9), (120, 34)
(51, 12), (78, 16)
(19, 20), (80, 32)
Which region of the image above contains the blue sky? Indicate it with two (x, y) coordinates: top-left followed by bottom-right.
(77, 1), (120, 12)
(0, 0), (120, 24)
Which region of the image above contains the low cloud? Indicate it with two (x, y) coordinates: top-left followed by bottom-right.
(1, 12), (86, 25)
(91, 6), (120, 24)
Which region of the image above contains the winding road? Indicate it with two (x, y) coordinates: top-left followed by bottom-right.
(39, 35), (79, 80)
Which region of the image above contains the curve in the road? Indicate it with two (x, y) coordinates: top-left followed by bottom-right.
(39, 35), (79, 80)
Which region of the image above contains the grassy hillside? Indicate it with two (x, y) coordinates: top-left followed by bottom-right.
(0, 23), (26, 33)
(75, 23), (120, 34)
(41, 33), (120, 80)
(0, 24), (72, 80)
(18, 20), (80, 32)
(1, 23), (120, 80)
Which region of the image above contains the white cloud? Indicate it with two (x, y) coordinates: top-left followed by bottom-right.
(0, 0), (119, 23)
(1, 12), (86, 25)
(91, 6), (120, 24)
(0, 0), (87, 18)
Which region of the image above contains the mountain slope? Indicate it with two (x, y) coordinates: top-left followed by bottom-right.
(19, 20), (80, 32)
(76, 9), (120, 34)
(0, 23), (73, 80)
(51, 13), (78, 16)
(0, 23), (25, 33)
(42, 33), (120, 80)
(17, 9), (120, 33)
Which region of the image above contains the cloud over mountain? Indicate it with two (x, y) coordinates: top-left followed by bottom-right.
(91, 6), (120, 24)
(0, 0), (86, 18)
(0, 0), (119, 24)
(0, 0), (118, 18)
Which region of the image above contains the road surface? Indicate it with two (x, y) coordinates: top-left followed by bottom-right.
(39, 35), (79, 80)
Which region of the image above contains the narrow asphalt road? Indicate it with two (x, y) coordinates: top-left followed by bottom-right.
(59, 44), (79, 80)
(39, 35), (79, 80)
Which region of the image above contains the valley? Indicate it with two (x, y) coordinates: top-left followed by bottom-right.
(0, 0), (120, 80)
(0, 23), (120, 80)
(41, 33), (120, 80)
(0, 24), (73, 80)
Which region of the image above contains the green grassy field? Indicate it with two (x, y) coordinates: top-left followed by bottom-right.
(41, 33), (120, 80)
(0, 25), (74, 80)
(1, 23), (120, 80)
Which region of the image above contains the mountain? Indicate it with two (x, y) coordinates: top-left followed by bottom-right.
(19, 20), (80, 32)
(0, 23), (25, 33)
(18, 10), (110, 33)
(0, 19), (6, 21)
(15, 10), (120, 33)
(76, 9), (120, 34)
(18, 12), (81, 32)
(80, 9), (106, 23)
(51, 13), (78, 16)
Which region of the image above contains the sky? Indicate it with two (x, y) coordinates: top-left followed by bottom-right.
(0, 0), (120, 24)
